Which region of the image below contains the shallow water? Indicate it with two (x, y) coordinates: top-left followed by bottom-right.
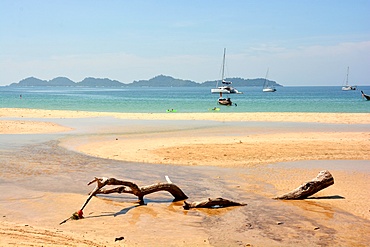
(1, 117), (370, 246)
(275, 160), (370, 172)
(2, 86), (370, 113)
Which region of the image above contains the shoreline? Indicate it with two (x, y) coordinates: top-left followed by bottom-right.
(2, 107), (370, 124)
(1, 108), (370, 246)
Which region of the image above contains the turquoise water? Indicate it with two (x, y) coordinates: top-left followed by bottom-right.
(1, 86), (369, 113)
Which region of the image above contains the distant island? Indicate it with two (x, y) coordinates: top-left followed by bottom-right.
(7, 75), (282, 88)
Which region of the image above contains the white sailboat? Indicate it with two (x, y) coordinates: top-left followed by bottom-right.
(342, 66), (357, 91)
(211, 48), (242, 94)
(262, 68), (276, 92)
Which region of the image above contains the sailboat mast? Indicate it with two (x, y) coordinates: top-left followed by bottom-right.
(346, 66), (349, 86)
(263, 68), (269, 88)
(221, 48), (226, 82)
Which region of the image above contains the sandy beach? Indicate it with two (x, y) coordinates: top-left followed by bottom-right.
(1, 108), (369, 246)
(2, 107), (370, 124)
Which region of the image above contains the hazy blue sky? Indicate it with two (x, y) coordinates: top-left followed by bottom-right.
(1, 0), (369, 86)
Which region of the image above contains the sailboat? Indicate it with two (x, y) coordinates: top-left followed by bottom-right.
(262, 68), (276, 92)
(342, 67), (357, 91)
(211, 48), (242, 94)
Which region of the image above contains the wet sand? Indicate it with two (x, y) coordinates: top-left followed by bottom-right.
(2, 107), (370, 124)
(1, 108), (370, 246)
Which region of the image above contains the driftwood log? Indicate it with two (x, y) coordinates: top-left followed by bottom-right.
(60, 170), (335, 224)
(83, 177), (188, 207)
(60, 176), (187, 224)
(183, 198), (246, 210)
(274, 170), (334, 200)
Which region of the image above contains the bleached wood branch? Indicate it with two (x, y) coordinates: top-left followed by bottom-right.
(83, 176), (188, 208)
(183, 197), (246, 210)
(274, 170), (334, 200)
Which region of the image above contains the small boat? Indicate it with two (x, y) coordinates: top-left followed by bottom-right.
(361, 91), (370, 100)
(262, 68), (276, 92)
(262, 87), (276, 92)
(342, 67), (357, 91)
(211, 48), (242, 94)
(218, 97), (232, 106)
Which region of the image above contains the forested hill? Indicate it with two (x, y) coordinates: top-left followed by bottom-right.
(8, 75), (282, 87)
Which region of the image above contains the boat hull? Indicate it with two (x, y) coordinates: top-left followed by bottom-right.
(218, 98), (232, 106)
(361, 91), (370, 100)
(342, 86), (356, 91)
(211, 87), (241, 94)
(263, 88), (276, 92)
(211, 88), (232, 94)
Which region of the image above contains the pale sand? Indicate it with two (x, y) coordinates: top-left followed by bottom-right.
(2, 107), (370, 124)
(1, 108), (370, 246)
(0, 120), (72, 134)
(78, 131), (370, 167)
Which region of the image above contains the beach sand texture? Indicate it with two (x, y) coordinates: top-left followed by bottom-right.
(1, 108), (369, 246)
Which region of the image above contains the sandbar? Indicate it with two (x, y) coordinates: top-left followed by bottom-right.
(1, 108), (369, 246)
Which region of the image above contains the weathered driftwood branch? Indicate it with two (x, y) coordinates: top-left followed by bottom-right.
(60, 170), (334, 224)
(60, 176), (188, 224)
(84, 177), (188, 207)
(183, 197), (247, 210)
(274, 170), (334, 200)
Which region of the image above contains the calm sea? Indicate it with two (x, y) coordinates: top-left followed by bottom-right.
(1, 86), (369, 113)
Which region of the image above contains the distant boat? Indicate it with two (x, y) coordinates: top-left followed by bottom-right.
(218, 97), (233, 106)
(361, 91), (370, 100)
(211, 48), (242, 94)
(262, 68), (276, 92)
(342, 67), (357, 91)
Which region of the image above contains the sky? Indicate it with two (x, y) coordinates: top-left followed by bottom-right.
(1, 0), (369, 86)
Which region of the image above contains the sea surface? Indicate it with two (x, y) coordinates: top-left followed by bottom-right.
(1, 86), (369, 113)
